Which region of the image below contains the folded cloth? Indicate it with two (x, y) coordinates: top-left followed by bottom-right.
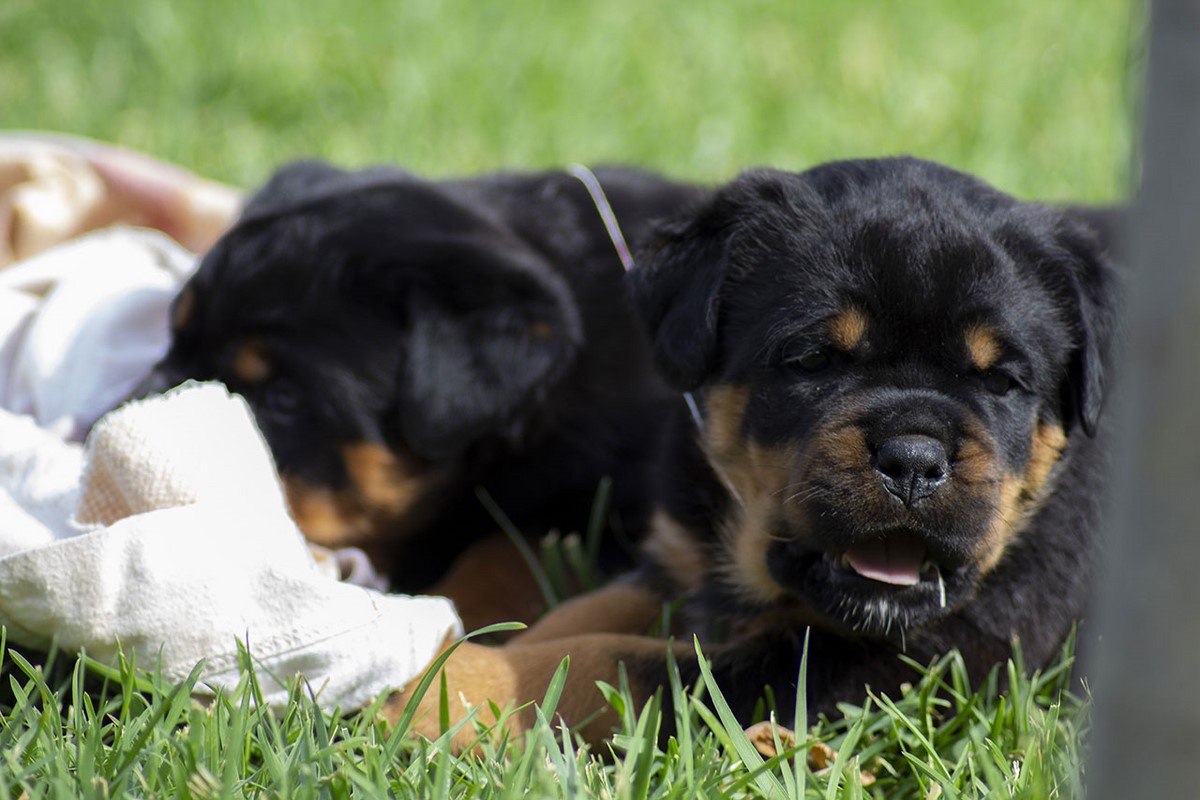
(0, 136), (462, 710)
(0, 227), (192, 440)
(0, 383), (461, 708)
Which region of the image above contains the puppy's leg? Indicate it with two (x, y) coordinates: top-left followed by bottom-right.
(513, 580), (667, 644)
(429, 534), (545, 632)
(384, 634), (692, 751)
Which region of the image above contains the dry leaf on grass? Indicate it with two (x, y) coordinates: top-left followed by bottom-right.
(743, 722), (876, 786)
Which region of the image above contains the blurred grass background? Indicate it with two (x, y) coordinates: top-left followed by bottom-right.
(2, 0), (1138, 201)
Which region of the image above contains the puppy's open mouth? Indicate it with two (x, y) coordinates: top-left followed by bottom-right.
(832, 530), (937, 587)
(768, 525), (972, 634)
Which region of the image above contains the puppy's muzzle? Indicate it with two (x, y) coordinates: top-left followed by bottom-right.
(872, 434), (949, 507)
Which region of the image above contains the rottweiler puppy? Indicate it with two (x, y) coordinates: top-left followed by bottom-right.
(137, 161), (702, 627)
(396, 157), (1120, 746)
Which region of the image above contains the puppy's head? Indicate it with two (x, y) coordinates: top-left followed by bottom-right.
(633, 157), (1118, 636)
(141, 162), (583, 549)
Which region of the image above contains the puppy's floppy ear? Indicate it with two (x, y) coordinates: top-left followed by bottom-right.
(394, 238), (583, 459)
(1057, 213), (1123, 437)
(628, 192), (740, 390)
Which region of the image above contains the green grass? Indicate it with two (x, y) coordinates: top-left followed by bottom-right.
(0, 1), (1132, 795)
(0, 628), (1087, 798)
(2, 0), (1137, 202)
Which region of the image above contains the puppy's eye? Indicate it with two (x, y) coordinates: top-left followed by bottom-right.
(786, 349), (832, 373)
(261, 381), (303, 421)
(982, 371), (1013, 396)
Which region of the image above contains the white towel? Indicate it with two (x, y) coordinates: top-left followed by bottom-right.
(0, 227), (461, 709)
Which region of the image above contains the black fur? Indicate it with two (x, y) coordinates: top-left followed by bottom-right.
(138, 161), (702, 592)
(618, 157), (1121, 722)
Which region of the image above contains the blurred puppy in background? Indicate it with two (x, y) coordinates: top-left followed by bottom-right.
(137, 161), (702, 628)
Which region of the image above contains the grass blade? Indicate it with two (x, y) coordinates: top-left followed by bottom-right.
(692, 637), (789, 799)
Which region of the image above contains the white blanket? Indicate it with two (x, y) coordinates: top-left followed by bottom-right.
(0, 212), (460, 709)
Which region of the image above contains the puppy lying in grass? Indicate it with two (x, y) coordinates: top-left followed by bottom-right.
(393, 157), (1120, 748)
(137, 161), (702, 629)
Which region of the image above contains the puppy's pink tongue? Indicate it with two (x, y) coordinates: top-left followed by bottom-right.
(844, 534), (926, 587)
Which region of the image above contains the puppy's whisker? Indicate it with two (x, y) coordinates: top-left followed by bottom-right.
(778, 482), (821, 502)
(783, 489), (824, 507)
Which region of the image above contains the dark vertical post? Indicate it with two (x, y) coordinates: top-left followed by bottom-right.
(1087, 1), (1200, 797)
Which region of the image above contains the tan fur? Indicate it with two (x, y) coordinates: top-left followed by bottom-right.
(719, 498), (788, 604)
(386, 635), (691, 751)
(953, 422), (1001, 486)
(283, 479), (370, 547)
(172, 286), (195, 332)
(430, 534), (544, 632)
(703, 386), (793, 603)
(384, 638), (535, 752)
(965, 325), (1002, 371)
(828, 307), (868, 352)
(514, 583), (667, 644)
(811, 422), (868, 473)
(232, 340), (272, 384)
(979, 475), (1026, 575)
(341, 442), (424, 516)
(702, 387), (792, 506)
(702, 385), (750, 458)
(284, 443), (427, 548)
(977, 422), (1067, 574)
(643, 511), (708, 593)
(1024, 422), (1068, 500)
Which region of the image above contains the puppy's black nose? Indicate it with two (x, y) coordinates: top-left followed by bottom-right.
(874, 435), (949, 506)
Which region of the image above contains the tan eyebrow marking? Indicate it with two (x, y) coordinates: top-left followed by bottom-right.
(232, 340), (272, 383)
(965, 324), (1002, 370)
(827, 306), (868, 352)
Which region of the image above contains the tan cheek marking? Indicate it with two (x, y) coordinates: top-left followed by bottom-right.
(703, 385), (795, 604)
(798, 422), (878, 525)
(172, 286), (195, 332)
(811, 423), (868, 473)
(232, 340), (272, 384)
(827, 306), (868, 352)
(284, 445), (428, 549)
(702, 385), (749, 457)
(704, 386), (793, 502)
(283, 478), (371, 547)
(965, 325), (1002, 371)
(720, 498), (789, 604)
(1024, 422), (1068, 499)
(953, 425), (999, 486)
(977, 422), (1068, 575)
(979, 475), (1025, 575)
(643, 510), (708, 593)
(341, 442), (425, 517)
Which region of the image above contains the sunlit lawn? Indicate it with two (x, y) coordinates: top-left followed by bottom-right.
(0, 0), (1137, 795)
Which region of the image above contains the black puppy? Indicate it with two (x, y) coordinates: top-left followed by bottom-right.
(398, 157), (1120, 745)
(139, 161), (701, 625)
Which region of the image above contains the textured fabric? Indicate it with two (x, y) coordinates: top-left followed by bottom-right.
(0, 227), (192, 440)
(0, 383), (461, 708)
